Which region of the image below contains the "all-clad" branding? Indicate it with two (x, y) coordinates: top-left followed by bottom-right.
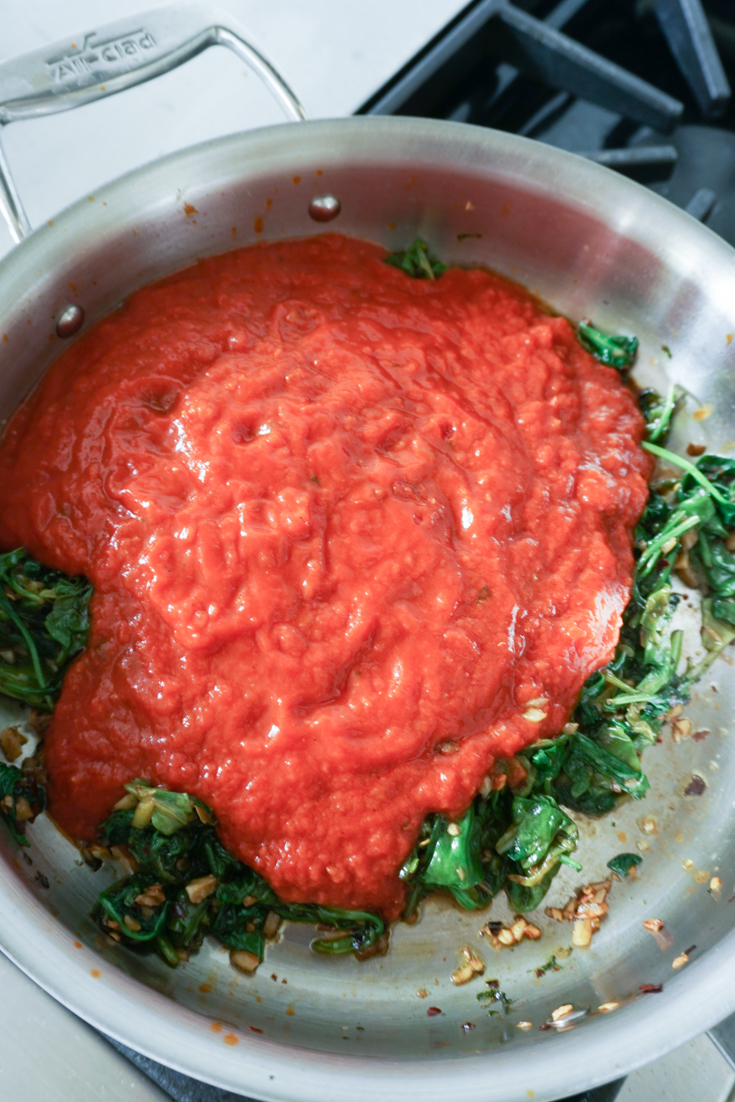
(46, 30), (157, 83)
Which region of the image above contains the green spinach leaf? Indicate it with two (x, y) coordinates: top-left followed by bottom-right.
(0, 549), (91, 710)
(0, 762), (44, 846)
(385, 238), (447, 280)
(578, 322), (638, 370)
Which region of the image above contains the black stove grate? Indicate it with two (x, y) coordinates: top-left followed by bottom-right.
(357, 0), (735, 246)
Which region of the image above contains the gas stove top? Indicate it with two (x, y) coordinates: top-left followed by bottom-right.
(359, 0), (735, 248)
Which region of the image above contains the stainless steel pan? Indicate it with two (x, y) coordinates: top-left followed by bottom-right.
(1, 6), (735, 1101)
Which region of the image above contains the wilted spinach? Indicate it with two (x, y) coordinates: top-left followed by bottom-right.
(0, 549), (91, 710)
(94, 780), (384, 967)
(607, 853), (643, 878)
(577, 321), (638, 369)
(385, 237), (447, 280)
(0, 761), (45, 846)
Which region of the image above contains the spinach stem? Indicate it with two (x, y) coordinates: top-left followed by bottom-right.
(646, 385), (677, 443)
(642, 441), (730, 506)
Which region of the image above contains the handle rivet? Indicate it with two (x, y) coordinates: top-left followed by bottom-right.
(56, 304), (85, 338)
(308, 195), (341, 222)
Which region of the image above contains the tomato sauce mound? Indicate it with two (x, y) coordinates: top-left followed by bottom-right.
(0, 234), (650, 918)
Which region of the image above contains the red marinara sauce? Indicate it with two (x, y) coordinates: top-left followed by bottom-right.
(0, 235), (650, 918)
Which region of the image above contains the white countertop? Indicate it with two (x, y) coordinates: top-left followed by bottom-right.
(0, 0), (462, 254)
(1, 3), (734, 1099)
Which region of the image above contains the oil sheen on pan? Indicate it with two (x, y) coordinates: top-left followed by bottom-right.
(0, 234), (650, 919)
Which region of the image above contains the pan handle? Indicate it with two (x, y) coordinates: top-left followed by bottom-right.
(0, 3), (307, 242)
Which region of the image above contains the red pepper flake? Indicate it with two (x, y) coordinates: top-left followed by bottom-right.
(639, 983), (663, 994)
(427, 1007), (443, 1017)
(248, 1026), (263, 1034)
(684, 944), (697, 956)
(684, 775), (706, 796)
(693, 730), (710, 742)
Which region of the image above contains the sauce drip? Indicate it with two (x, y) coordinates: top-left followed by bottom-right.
(0, 235), (650, 917)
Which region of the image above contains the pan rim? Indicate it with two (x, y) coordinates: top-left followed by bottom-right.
(1, 114), (734, 1102)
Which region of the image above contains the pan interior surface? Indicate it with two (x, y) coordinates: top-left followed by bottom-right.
(0, 117), (734, 1102)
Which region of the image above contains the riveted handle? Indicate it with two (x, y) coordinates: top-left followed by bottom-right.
(0, 3), (306, 241)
